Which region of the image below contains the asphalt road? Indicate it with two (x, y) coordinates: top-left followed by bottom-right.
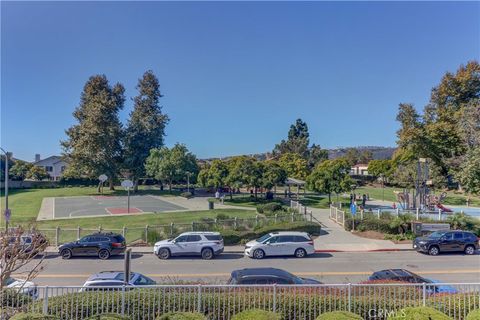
(20, 251), (480, 286)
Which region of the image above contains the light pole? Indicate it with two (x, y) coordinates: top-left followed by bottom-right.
(1, 147), (10, 231)
(186, 172), (191, 193)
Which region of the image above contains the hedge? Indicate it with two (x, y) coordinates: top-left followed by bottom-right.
(466, 309), (480, 320)
(388, 306), (452, 320)
(27, 289), (478, 320)
(220, 221), (320, 245)
(316, 311), (362, 320)
(0, 289), (33, 308)
(86, 314), (131, 320)
(231, 309), (281, 320)
(156, 312), (206, 320)
(10, 313), (58, 320)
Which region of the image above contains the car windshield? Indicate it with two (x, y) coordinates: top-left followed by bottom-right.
(5, 278), (15, 286)
(256, 234), (272, 243)
(428, 232), (445, 239)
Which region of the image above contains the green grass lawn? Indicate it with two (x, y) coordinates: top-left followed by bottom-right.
(221, 194), (284, 208)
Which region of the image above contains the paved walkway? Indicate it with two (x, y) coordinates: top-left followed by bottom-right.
(311, 208), (412, 252)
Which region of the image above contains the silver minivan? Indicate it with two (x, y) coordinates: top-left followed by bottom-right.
(244, 231), (315, 259)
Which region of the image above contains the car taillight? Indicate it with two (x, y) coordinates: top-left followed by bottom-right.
(307, 241), (314, 246)
(112, 242), (123, 248)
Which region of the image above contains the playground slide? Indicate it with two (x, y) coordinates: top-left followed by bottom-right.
(436, 203), (453, 213)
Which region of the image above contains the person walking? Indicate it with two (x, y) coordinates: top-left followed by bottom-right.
(362, 194), (367, 209)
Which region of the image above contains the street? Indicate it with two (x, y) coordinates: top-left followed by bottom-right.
(21, 251), (480, 286)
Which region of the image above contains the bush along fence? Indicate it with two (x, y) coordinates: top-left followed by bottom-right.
(29, 213), (313, 246)
(1, 283), (479, 320)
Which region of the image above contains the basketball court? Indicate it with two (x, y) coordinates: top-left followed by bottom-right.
(41, 195), (186, 219)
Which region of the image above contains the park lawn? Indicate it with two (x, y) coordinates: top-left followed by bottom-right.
(35, 209), (255, 229)
(0, 186), (178, 227)
(221, 194), (284, 208)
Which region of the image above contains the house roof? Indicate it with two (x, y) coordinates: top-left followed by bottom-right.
(352, 164), (369, 168)
(34, 155), (66, 166)
(285, 177), (306, 185)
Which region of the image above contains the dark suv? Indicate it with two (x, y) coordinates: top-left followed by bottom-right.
(59, 233), (126, 260)
(228, 268), (321, 285)
(413, 230), (479, 256)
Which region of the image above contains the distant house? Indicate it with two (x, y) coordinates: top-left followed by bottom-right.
(33, 154), (68, 181)
(350, 163), (369, 176)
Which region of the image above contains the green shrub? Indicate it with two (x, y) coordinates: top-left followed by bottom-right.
(388, 307), (452, 320)
(256, 204), (265, 214)
(10, 313), (58, 320)
(263, 203), (283, 213)
(467, 309), (480, 320)
(86, 314), (130, 320)
(147, 230), (163, 244)
(316, 311), (362, 320)
(231, 309), (281, 320)
(156, 312), (206, 320)
(0, 289), (33, 308)
(180, 192), (193, 199)
(215, 213), (230, 220)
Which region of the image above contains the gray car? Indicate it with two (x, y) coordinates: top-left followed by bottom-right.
(81, 271), (156, 291)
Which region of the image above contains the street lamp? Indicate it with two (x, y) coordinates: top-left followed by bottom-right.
(186, 172), (192, 193)
(0, 147), (10, 231)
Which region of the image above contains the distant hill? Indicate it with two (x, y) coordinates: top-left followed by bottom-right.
(328, 146), (396, 160)
(200, 146), (396, 162)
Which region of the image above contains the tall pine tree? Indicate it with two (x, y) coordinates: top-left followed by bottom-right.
(62, 75), (125, 190)
(124, 70), (169, 190)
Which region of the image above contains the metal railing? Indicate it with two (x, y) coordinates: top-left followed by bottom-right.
(26, 214), (309, 246)
(329, 205), (345, 227)
(1, 283), (479, 319)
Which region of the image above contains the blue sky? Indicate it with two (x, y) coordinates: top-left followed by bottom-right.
(1, 1), (479, 161)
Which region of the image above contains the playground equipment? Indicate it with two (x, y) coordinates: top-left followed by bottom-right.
(394, 158), (452, 212)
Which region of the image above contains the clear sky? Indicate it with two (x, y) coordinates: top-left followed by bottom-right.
(1, 1), (479, 161)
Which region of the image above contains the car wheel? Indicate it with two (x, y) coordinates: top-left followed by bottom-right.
(294, 248), (307, 258)
(98, 249), (111, 260)
(464, 245), (476, 255)
(253, 249), (265, 259)
(157, 248), (170, 260)
(428, 246), (439, 256)
(201, 248), (214, 260)
(61, 249), (72, 260)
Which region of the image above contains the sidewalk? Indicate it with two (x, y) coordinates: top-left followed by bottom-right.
(311, 207), (413, 252)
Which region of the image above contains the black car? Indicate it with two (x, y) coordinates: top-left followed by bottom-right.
(228, 268), (321, 285)
(413, 230), (479, 256)
(368, 269), (458, 293)
(59, 232), (126, 260)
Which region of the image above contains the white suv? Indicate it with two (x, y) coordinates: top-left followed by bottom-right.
(154, 232), (224, 260)
(244, 231), (315, 259)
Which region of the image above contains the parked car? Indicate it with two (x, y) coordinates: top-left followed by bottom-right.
(5, 232), (48, 257)
(228, 268), (321, 285)
(413, 230), (479, 256)
(59, 232), (126, 260)
(244, 231), (315, 259)
(154, 232), (224, 260)
(81, 271), (156, 291)
(368, 269), (457, 293)
(5, 277), (38, 299)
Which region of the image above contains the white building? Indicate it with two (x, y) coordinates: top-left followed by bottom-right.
(33, 154), (68, 181)
(350, 163), (369, 176)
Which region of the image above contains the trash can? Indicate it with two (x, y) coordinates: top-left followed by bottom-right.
(208, 201), (214, 210)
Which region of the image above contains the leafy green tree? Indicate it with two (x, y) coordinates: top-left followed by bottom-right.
(307, 158), (353, 204)
(307, 144), (328, 169)
(225, 156), (262, 198)
(27, 166), (49, 181)
(198, 159), (229, 196)
(124, 71), (169, 191)
(62, 75), (125, 190)
(368, 160), (393, 184)
(458, 147), (480, 195)
(389, 214), (413, 235)
(145, 144), (198, 192)
(9, 160), (33, 181)
(344, 148), (360, 166)
(359, 150), (373, 164)
(278, 153), (309, 180)
(261, 161), (287, 194)
(447, 212), (476, 231)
